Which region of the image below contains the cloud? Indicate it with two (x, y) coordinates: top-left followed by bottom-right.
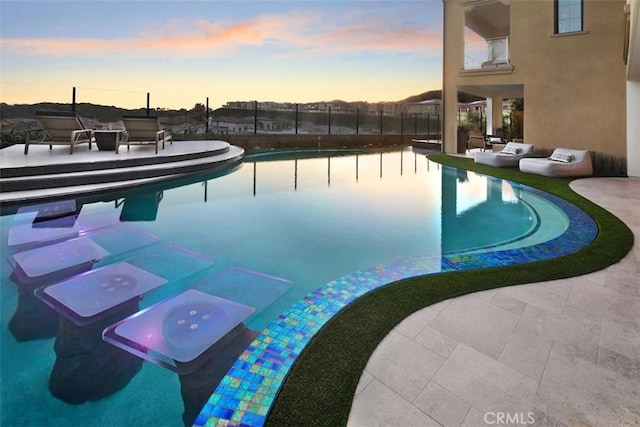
(314, 16), (442, 55)
(0, 8), (441, 59)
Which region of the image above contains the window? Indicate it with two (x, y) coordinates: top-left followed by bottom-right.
(555, 0), (583, 34)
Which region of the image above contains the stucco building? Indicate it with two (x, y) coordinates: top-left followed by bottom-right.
(442, 0), (639, 177)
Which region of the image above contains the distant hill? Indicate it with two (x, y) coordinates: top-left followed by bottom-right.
(0, 102), (195, 122)
(400, 90), (442, 103)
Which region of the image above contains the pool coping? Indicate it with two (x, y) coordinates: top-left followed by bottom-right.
(194, 182), (598, 426)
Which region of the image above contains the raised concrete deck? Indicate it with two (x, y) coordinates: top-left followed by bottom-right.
(0, 140), (244, 207)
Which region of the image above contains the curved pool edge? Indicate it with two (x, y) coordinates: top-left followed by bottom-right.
(193, 182), (598, 426)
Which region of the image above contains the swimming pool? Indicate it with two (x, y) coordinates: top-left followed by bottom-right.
(0, 147), (597, 426)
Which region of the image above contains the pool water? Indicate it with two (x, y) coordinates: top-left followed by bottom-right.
(0, 148), (581, 426)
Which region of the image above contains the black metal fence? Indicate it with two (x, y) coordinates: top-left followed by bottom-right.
(210, 102), (441, 138)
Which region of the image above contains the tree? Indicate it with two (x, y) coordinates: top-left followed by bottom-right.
(505, 98), (524, 140)
(190, 103), (208, 124)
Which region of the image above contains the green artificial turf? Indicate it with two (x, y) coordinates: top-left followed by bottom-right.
(265, 152), (634, 427)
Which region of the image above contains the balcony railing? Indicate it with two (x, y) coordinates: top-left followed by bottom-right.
(464, 36), (510, 69)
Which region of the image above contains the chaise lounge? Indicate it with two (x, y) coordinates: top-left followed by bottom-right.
(120, 115), (172, 154)
(474, 141), (533, 168)
(519, 148), (593, 177)
(26, 111), (94, 155)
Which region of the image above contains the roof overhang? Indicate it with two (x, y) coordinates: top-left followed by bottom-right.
(458, 84), (524, 99)
(462, 0), (511, 39)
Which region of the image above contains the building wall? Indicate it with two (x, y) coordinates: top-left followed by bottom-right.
(518, 0), (626, 156)
(443, 0), (628, 160)
(442, 0), (463, 154)
(628, 81), (640, 177)
(627, 0), (640, 177)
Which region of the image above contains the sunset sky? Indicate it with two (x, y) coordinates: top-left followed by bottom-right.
(0, 1), (443, 110)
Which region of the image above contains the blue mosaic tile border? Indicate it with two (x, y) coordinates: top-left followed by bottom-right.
(194, 184), (598, 427)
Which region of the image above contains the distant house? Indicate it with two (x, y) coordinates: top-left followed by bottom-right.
(0, 118), (40, 133)
(406, 99), (442, 117)
(210, 117), (255, 133)
(224, 101), (294, 111)
(209, 116), (294, 133)
(365, 103), (405, 116)
(260, 117), (294, 132)
(160, 116), (206, 135)
(382, 103), (403, 117)
(441, 0), (639, 176)
(223, 101), (254, 109)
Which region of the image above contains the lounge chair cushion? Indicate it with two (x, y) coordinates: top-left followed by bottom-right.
(549, 152), (575, 163)
(474, 142), (533, 168)
(501, 144), (521, 155)
(519, 148), (593, 177)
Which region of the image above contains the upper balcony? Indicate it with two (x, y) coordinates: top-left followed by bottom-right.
(460, 0), (514, 75)
(464, 36), (510, 69)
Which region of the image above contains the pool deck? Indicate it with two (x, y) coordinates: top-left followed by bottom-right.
(1, 142), (638, 426)
(0, 140), (243, 207)
(349, 176), (640, 426)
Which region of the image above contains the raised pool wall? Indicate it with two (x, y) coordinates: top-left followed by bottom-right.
(198, 134), (440, 153)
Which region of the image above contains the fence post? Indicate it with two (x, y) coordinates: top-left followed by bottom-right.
(72, 87), (76, 112)
(295, 103), (299, 135)
(400, 110), (404, 135)
(254, 100), (258, 134)
(379, 109), (383, 135)
(206, 97), (209, 133)
(356, 108), (359, 135)
(146, 92), (150, 116)
(328, 106), (331, 135)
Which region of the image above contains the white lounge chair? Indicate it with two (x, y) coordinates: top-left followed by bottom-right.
(26, 111), (93, 155)
(120, 115), (172, 154)
(474, 142), (533, 168)
(519, 148), (593, 177)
